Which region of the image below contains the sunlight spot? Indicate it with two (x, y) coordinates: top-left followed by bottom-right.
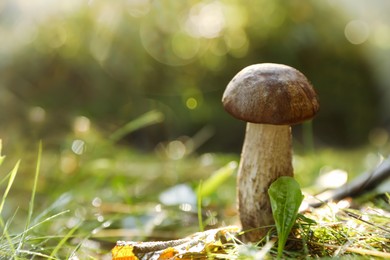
(97, 214), (104, 222)
(73, 116), (90, 134)
(227, 161), (238, 169)
(344, 20), (370, 45)
(361, 214), (369, 221)
(167, 140), (186, 160)
(186, 97), (198, 110)
(92, 197), (102, 207)
(155, 204), (162, 212)
(346, 219), (358, 229)
(28, 106), (46, 123)
(316, 168), (348, 189)
(299, 200), (309, 212)
(71, 139), (86, 155)
(185, 1), (225, 39)
(103, 220), (112, 228)
(179, 203), (192, 212)
(336, 199), (350, 209)
(200, 153), (214, 166)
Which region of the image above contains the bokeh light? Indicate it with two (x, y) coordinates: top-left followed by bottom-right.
(185, 1), (225, 39)
(71, 139), (86, 155)
(73, 116), (91, 134)
(344, 20), (370, 44)
(167, 140), (186, 160)
(28, 106), (46, 123)
(186, 97), (198, 110)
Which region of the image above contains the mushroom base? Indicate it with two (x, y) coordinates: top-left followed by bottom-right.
(237, 123), (293, 242)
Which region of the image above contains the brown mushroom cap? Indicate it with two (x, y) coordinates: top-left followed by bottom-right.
(222, 63), (320, 125)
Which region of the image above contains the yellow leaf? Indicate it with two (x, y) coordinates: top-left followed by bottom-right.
(112, 245), (139, 260)
(158, 247), (179, 259)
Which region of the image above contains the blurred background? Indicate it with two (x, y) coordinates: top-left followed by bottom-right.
(1, 0), (390, 153)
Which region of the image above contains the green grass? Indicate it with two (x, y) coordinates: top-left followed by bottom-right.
(0, 142), (82, 259)
(1, 133), (390, 258)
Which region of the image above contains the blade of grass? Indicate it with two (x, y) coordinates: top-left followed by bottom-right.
(197, 181), (204, 232)
(198, 161), (237, 198)
(17, 141), (42, 252)
(0, 160), (20, 216)
(4, 210), (70, 257)
(18, 210), (70, 237)
(1, 208), (18, 240)
(33, 193), (73, 224)
(68, 232), (92, 258)
(17, 249), (56, 259)
(109, 110), (164, 142)
(0, 171), (17, 187)
(50, 221), (81, 258)
(0, 210), (19, 256)
(0, 140), (5, 166)
(0, 160), (20, 256)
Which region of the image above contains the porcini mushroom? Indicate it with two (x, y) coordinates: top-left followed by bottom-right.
(222, 63), (319, 242)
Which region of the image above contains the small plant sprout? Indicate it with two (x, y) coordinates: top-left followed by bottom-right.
(222, 63), (319, 242)
(268, 176), (304, 258)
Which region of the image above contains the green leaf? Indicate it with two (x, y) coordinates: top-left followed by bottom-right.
(268, 176), (304, 258)
(296, 213), (317, 225)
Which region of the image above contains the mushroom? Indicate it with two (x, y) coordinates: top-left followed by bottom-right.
(222, 63), (319, 242)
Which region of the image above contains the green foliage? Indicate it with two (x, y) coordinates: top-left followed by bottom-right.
(268, 176), (304, 258)
(0, 143), (84, 259)
(18, 142), (42, 253)
(0, 0), (381, 151)
(0, 135), (389, 258)
(0, 157), (20, 257)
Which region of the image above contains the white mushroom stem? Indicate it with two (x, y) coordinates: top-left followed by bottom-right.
(238, 123), (293, 242)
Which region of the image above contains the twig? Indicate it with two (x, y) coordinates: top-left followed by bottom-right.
(344, 210), (390, 233)
(114, 226), (239, 259)
(309, 156), (390, 207)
